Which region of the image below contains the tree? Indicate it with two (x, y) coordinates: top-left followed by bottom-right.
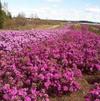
(0, 1), (12, 29)
(7, 11), (12, 19)
(0, 1), (4, 28)
(15, 12), (26, 26)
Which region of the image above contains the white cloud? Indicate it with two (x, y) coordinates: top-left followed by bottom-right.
(7, 5), (100, 22)
(86, 6), (100, 13)
(44, 0), (63, 2)
(84, 6), (100, 22)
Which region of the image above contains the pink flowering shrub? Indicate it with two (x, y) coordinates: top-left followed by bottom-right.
(85, 83), (100, 101)
(0, 49), (80, 100)
(0, 25), (100, 100)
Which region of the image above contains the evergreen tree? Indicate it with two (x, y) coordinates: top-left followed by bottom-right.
(0, 1), (11, 29)
(0, 1), (3, 28)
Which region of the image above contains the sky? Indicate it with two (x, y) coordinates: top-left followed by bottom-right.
(1, 0), (100, 22)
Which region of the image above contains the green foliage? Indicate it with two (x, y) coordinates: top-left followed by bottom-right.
(0, 1), (12, 29)
(0, 1), (3, 28)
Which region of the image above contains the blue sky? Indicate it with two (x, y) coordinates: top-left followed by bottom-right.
(1, 0), (100, 22)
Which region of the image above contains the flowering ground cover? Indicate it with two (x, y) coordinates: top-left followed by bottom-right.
(0, 25), (100, 101)
(85, 83), (100, 101)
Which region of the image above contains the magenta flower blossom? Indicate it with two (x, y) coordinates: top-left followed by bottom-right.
(25, 96), (31, 101)
(85, 83), (100, 101)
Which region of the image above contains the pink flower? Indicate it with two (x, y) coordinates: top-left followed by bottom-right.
(38, 74), (45, 80)
(10, 87), (17, 95)
(63, 86), (68, 91)
(44, 80), (51, 89)
(25, 96), (31, 101)
(95, 64), (100, 71)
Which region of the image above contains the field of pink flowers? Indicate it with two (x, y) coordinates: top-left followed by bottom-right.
(0, 25), (100, 101)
